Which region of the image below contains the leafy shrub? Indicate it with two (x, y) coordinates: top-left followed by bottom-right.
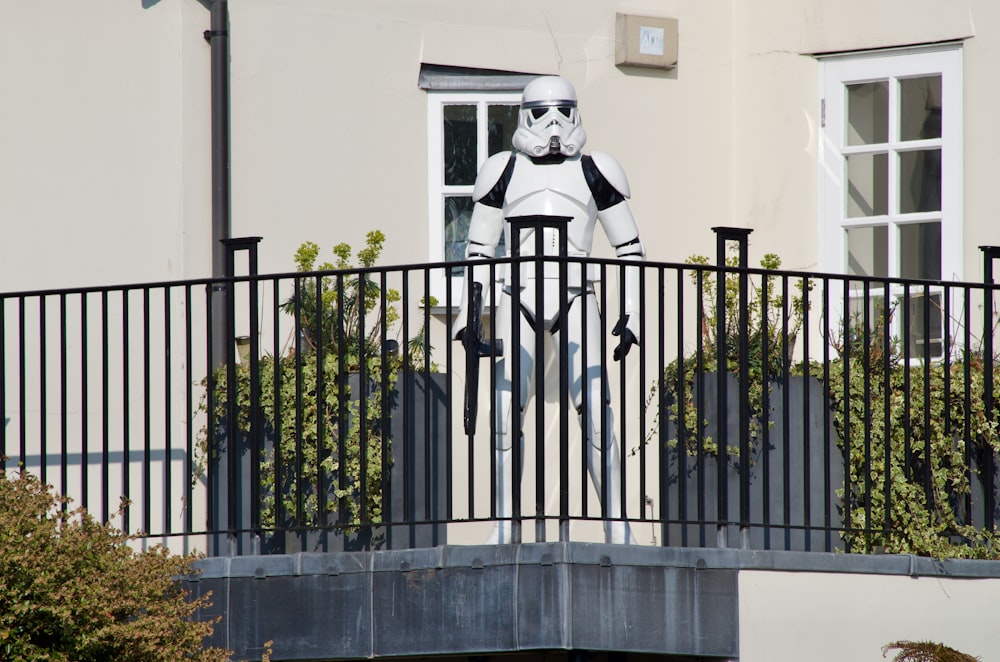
(0, 470), (227, 661)
(200, 231), (434, 536)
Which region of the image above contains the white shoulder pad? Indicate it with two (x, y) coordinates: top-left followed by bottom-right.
(472, 151), (514, 203)
(590, 151), (631, 199)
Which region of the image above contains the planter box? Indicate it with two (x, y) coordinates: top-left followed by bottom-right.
(210, 371), (449, 555)
(658, 372), (845, 551)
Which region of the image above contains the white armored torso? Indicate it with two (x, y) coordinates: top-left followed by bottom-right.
(468, 149), (640, 271)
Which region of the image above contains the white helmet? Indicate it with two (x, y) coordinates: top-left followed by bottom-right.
(511, 76), (587, 158)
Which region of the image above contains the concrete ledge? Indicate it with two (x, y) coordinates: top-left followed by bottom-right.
(190, 544), (1000, 660)
(192, 543), (740, 661)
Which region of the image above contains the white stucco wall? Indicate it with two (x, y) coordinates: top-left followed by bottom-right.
(227, 0), (736, 275)
(739, 569), (1000, 661)
(0, 0), (212, 291)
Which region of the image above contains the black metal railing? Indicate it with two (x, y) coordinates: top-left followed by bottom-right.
(1, 229), (999, 556)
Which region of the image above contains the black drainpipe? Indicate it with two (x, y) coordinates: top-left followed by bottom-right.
(204, 0), (231, 554)
(205, 0), (230, 366)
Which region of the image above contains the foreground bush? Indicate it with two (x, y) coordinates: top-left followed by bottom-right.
(0, 470), (229, 661)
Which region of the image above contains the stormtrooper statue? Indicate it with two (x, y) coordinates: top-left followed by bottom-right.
(454, 76), (644, 545)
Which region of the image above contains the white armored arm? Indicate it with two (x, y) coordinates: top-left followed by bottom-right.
(589, 151), (645, 357)
(453, 152), (513, 340)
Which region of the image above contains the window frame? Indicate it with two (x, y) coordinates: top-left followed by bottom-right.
(818, 43), (963, 360)
(426, 90), (522, 306)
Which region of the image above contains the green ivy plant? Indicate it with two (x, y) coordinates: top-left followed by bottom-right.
(823, 303), (1000, 557)
(652, 251), (1000, 558)
(199, 231), (435, 541)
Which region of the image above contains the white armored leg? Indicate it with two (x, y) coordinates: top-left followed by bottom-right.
(564, 292), (632, 545)
(485, 291), (535, 544)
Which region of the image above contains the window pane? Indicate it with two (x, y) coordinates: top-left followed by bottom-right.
(445, 196), (475, 274)
(899, 149), (941, 213)
(445, 196), (506, 276)
(846, 153), (888, 217)
(902, 291), (943, 358)
(846, 225), (888, 278)
(899, 222), (941, 280)
(847, 81), (888, 146)
(900, 76), (942, 141)
(487, 104), (518, 156)
(443, 105), (478, 186)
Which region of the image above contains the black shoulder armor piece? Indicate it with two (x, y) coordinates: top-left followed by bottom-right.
(582, 154), (626, 211)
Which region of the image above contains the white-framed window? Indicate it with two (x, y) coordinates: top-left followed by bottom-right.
(426, 90), (522, 303)
(819, 44), (963, 359)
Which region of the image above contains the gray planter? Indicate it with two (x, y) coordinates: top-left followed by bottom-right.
(658, 372), (845, 551)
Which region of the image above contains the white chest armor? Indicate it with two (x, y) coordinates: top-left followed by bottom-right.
(502, 156), (599, 259)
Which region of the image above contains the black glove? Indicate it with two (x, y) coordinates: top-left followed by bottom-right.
(612, 315), (638, 361)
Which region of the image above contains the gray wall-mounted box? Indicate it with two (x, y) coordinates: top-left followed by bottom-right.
(615, 13), (678, 69)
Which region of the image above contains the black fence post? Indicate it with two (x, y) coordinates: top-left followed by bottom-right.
(711, 227), (752, 548)
(980, 245), (1000, 532)
(220, 236), (262, 556)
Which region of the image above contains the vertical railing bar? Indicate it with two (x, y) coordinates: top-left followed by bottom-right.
(184, 284), (194, 536)
(801, 275), (811, 551)
(80, 293), (89, 513)
(293, 277), (304, 527)
(533, 226), (545, 541)
(18, 296), (26, 470)
(380, 271), (392, 538)
(164, 288), (173, 537)
(862, 280), (872, 548)
(248, 273), (261, 540)
(963, 286), (973, 526)
(902, 283), (912, 476)
(760, 272), (770, 550)
(695, 269), (706, 547)
(423, 267), (433, 532)
(599, 261), (609, 522)
(467, 263), (479, 520)
(401, 270), (412, 544)
(102, 290), (111, 525)
(616, 261), (629, 525)
(821, 277), (833, 552)
(557, 233), (570, 541)
(510, 232), (523, 544)
(358, 270), (368, 528)
(781, 274), (790, 550)
(659, 266), (672, 546)
(337, 271), (349, 531)
(715, 246), (728, 542)
(943, 287), (953, 438)
(272, 277), (283, 536)
(981, 246), (998, 532)
(59, 293), (68, 507)
(487, 260), (499, 523)
(922, 282), (933, 511)
(738, 248), (750, 544)
(674, 267), (687, 547)
(143, 287), (152, 535)
(878, 279), (891, 544)
(40, 295), (48, 486)
(841, 278), (852, 553)
(444, 267), (454, 524)
(122, 289), (131, 534)
(315, 274), (327, 531)
(637, 266), (647, 524)
(579, 262), (590, 518)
